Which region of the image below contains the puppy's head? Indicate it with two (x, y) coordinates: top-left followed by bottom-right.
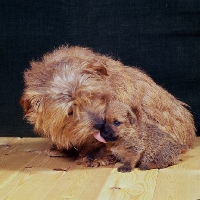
(93, 101), (138, 143)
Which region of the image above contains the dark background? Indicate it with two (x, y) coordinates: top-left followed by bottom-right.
(0, 0), (199, 137)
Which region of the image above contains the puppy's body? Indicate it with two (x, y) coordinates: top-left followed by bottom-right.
(20, 46), (195, 160)
(100, 101), (186, 172)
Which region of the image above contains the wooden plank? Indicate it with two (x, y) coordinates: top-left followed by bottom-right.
(97, 164), (158, 200)
(0, 138), (51, 172)
(0, 137), (21, 154)
(0, 156), (76, 200)
(0, 138), (52, 193)
(0, 137), (109, 200)
(0, 137), (21, 145)
(0, 137), (200, 200)
(43, 165), (114, 200)
(153, 137), (200, 200)
(0, 137), (51, 155)
(153, 169), (200, 200)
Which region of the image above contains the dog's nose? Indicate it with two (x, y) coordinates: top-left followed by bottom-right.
(94, 119), (105, 130)
(104, 127), (109, 134)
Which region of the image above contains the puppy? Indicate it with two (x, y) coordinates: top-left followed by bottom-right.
(20, 46), (195, 165)
(94, 101), (186, 172)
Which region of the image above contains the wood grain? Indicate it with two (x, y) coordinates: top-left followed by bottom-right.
(98, 164), (158, 200)
(0, 137), (199, 200)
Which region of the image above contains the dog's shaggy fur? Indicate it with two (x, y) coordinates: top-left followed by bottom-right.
(99, 101), (186, 172)
(20, 45), (196, 162)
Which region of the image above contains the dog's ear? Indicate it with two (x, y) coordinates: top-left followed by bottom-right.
(127, 110), (137, 125)
(127, 106), (141, 125)
(131, 107), (141, 121)
(84, 61), (108, 76)
(20, 95), (44, 115)
(20, 96), (32, 115)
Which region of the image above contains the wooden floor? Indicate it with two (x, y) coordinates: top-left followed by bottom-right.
(0, 137), (200, 200)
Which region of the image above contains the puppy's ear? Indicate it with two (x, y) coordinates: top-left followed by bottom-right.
(127, 110), (137, 125)
(131, 107), (141, 121)
(19, 96), (32, 115)
(127, 106), (141, 125)
(84, 61), (108, 76)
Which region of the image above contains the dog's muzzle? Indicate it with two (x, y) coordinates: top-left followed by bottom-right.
(94, 120), (118, 142)
(93, 119), (106, 130)
(100, 126), (119, 142)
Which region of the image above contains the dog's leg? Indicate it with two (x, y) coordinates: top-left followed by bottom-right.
(75, 143), (117, 167)
(111, 148), (141, 173)
(86, 145), (107, 160)
(118, 154), (140, 173)
(85, 145), (116, 167)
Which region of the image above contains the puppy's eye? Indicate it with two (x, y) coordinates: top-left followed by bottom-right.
(113, 120), (121, 126)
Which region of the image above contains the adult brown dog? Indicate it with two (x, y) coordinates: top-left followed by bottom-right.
(20, 46), (196, 164)
(96, 101), (186, 172)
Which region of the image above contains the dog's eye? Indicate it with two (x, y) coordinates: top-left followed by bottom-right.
(68, 106), (73, 116)
(68, 110), (73, 116)
(113, 120), (121, 126)
(68, 111), (73, 116)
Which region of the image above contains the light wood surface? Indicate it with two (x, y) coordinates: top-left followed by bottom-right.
(0, 137), (200, 200)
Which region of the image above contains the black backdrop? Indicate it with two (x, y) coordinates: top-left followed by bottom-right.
(0, 0), (200, 137)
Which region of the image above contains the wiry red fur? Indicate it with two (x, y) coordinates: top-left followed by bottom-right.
(104, 101), (186, 172)
(20, 45), (196, 161)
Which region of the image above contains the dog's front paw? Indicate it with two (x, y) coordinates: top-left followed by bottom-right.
(117, 164), (132, 173)
(88, 155), (117, 167)
(75, 155), (116, 167)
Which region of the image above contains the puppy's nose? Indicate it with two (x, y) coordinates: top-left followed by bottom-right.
(94, 119), (105, 130)
(104, 127), (109, 134)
